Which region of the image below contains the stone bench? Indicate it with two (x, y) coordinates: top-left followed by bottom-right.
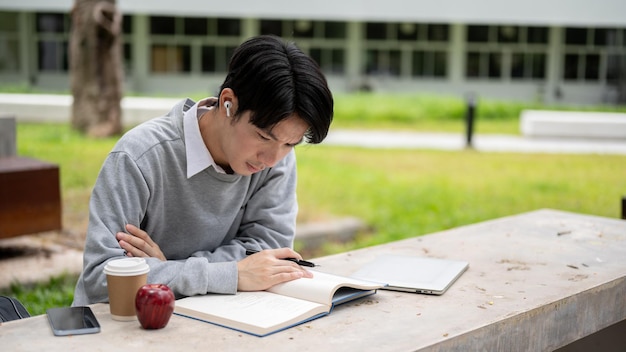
(520, 110), (626, 140)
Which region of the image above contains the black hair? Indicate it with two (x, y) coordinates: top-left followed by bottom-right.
(219, 35), (333, 144)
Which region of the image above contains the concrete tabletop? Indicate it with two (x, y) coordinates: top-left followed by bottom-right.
(2, 209), (625, 351)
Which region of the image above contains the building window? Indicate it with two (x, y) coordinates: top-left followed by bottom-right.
(466, 25), (548, 80)
(37, 13), (67, 33)
(606, 54), (626, 85)
(151, 16), (176, 35)
(217, 19), (240, 36)
(565, 28), (587, 45)
(184, 18), (207, 36)
(396, 23), (449, 42)
(511, 53), (546, 79)
(0, 11), (20, 73)
(466, 52), (481, 78)
(467, 25), (489, 42)
(365, 49), (401, 76)
(364, 22), (449, 79)
(260, 20), (282, 36)
(324, 21), (346, 39)
(121, 15), (133, 74)
(563, 54), (579, 80)
(151, 45), (190, 73)
(562, 26), (625, 82)
(35, 13), (70, 72)
(593, 28), (619, 46)
(293, 20), (314, 38)
(466, 51), (502, 79)
(310, 48), (345, 74)
(428, 24), (449, 42)
(201, 45), (235, 72)
(149, 16), (241, 74)
(465, 50), (499, 79)
(260, 19), (347, 41)
(259, 19), (347, 74)
(366, 22), (388, 40)
(498, 26), (519, 43)
(412, 50), (447, 77)
(527, 27), (549, 44)
(122, 14), (132, 34)
(397, 23), (418, 41)
(585, 54), (600, 80)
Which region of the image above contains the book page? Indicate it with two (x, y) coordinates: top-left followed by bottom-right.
(267, 270), (382, 305)
(175, 291), (328, 336)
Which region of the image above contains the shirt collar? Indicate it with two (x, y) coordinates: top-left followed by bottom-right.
(183, 97), (226, 178)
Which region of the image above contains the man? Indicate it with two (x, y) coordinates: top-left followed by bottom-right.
(73, 35), (334, 305)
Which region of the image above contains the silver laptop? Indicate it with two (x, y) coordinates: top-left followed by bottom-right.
(350, 254), (469, 295)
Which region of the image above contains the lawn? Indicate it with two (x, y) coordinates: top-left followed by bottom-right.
(295, 145), (625, 255)
(2, 92), (625, 315)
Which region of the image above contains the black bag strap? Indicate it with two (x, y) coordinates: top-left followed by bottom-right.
(0, 295), (31, 322)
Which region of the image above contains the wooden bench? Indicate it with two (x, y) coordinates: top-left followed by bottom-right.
(0, 116), (62, 239)
(520, 110), (626, 139)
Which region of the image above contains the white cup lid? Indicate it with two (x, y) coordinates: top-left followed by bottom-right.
(103, 257), (150, 276)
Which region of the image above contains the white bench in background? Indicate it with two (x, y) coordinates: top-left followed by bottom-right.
(520, 110), (626, 140)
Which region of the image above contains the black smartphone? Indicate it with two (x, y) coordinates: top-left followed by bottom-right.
(46, 306), (101, 336)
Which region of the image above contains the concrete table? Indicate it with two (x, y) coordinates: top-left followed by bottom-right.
(2, 209), (625, 351)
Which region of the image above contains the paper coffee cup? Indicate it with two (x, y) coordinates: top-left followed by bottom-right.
(104, 258), (150, 321)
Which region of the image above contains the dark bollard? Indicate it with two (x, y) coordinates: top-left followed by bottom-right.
(622, 196), (626, 220)
(465, 93), (476, 149)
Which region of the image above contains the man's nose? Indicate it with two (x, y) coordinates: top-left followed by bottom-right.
(258, 144), (283, 168)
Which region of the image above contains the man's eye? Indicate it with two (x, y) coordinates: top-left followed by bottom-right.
(257, 132), (270, 141)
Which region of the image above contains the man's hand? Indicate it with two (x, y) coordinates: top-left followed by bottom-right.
(116, 224), (166, 261)
(237, 248), (314, 291)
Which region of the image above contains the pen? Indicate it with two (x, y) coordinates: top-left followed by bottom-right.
(245, 249), (317, 267)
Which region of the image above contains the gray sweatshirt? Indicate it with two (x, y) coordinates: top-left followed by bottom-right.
(72, 98), (298, 305)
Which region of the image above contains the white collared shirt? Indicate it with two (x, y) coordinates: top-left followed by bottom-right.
(183, 97), (227, 178)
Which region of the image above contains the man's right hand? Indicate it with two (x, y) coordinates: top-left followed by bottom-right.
(236, 248), (314, 291)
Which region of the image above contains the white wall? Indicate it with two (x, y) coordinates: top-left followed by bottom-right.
(1, 0), (625, 26)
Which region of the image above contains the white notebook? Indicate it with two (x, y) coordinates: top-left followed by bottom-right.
(350, 254), (469, 295)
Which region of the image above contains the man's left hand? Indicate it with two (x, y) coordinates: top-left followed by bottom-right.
(116, 224), (166, 261)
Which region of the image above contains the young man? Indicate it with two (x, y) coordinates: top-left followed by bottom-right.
(72, 35), (334, 305)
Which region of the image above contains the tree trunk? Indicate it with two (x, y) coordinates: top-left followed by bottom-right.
(70, 0), (123, 137)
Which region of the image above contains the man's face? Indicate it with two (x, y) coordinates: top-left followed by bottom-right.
(219, 112), (308, 176)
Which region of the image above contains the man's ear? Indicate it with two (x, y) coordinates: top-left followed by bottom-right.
(219, 88), (238, 116)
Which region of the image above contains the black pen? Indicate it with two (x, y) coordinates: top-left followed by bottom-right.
(245, 249), (317, 267)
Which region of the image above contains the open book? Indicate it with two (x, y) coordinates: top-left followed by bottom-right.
(174, 270), (382, 337)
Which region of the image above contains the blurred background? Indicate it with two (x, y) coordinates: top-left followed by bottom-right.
(1, 0), (625, 104)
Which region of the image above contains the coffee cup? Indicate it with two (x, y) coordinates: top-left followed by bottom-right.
(103, 257), (150, 321)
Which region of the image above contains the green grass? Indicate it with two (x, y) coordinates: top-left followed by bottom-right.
(3, 92), (626, 316)
(17, 123), (119, 190)
(0, 274), (77, 316)
(331, 92), (626, 134)
(295, 146), (626, 255)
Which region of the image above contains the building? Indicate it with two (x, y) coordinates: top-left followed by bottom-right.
(1, 0), (625, 105)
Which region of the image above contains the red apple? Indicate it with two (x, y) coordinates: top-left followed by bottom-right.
(135, 283), (175, 329)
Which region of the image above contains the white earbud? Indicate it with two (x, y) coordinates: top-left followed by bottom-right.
(224, 101), (232, 117)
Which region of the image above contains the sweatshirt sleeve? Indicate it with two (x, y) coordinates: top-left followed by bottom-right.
(73, 151), (239, 305)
